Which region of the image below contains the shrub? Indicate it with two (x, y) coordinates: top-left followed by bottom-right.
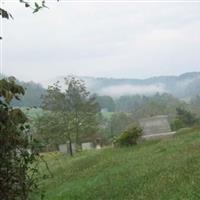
(113, 126), (142, 147)
(171, 119), (185, 131)
(0, 77), (39, 200)
(177, 107), (199, 126)
(171, 107), (199, 131)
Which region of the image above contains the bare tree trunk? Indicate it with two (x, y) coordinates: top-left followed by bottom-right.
(75, 111), (80, 150)
(68, 138), (73, 156)
(67, 131), (73, 156)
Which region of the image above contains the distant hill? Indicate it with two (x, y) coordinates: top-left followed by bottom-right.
(41, 72), (200, 100)
(0, 76), (46, 107)
(2, 72), (200, 107)
(12, 81), (46, 107)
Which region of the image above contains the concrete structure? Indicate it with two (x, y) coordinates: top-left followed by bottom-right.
(82, 142), (94, 150)
(139, 115), (175, 139)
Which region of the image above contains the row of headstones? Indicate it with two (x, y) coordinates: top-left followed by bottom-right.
(58, 142), (101, 154)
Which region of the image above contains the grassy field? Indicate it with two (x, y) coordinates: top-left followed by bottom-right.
(21, 107), (44, 120)
(101, 111), (114, 119)
(35, 127), (200, 200)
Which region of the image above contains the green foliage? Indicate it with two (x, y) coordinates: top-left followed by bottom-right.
(113, 126), (142, 147)
(33, 127), (200, 200)
(0, 77), (39, 200)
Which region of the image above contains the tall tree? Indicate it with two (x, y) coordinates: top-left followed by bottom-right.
(41, 81), (74, 155)
(64, 76), (100, 146)
(41, 76), (100, 154)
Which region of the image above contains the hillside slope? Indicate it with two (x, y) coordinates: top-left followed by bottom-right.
(36, 127), (200, 200)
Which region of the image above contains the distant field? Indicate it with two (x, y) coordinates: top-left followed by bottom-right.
(33, 127), (200, 200)
(101, 111), (114, 119)
(21, 107), (45, 121)
(22, 108), (114, 120)
(101, 111), (132, 119)
(21, 108), (129, 121)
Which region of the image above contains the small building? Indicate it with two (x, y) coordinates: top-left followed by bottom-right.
(139, 115), (175, 139)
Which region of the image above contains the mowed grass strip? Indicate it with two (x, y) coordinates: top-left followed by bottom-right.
(35, 127), (200, 200)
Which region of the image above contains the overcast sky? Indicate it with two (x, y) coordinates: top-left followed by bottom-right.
(1, 0), (200, 82)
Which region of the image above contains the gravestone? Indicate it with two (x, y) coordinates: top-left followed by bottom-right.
(70, 143), (76, 152)
(58, 144), (68, 154)
(139, 115), (174, 139)
(95, 138), (102, 150)
(58, 142), (76, 154)
(82, 142), (94, 150)
(96, 145), (102, 150)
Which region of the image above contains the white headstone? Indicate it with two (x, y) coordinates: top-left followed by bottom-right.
(58, 144), (68, 154)
(59, 143), (76, 154)
(71, 143), (76, 152)
(82, 142), (94, 150)
(96, 145), (102, 150)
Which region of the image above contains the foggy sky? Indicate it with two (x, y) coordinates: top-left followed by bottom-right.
(1, 0), (200, 82)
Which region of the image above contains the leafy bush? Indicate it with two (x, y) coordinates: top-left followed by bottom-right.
(171, 119), (185, 131)
(171, 107), (199, 131)
(113, 126), (142, 147)
(0, 77), (39, 200)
